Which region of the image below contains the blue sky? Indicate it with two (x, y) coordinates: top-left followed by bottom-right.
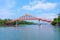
(0, 0), (60, 21)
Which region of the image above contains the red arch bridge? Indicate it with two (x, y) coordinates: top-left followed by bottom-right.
(8, 14), (52, 26)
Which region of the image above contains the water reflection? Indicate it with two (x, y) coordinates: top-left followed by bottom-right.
(0, 25), (60, 40)
(54, 27), (60, 40)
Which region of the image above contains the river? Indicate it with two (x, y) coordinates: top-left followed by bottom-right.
(0, 24), (60, 40)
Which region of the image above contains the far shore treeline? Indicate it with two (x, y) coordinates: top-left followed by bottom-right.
(0, 19), (36, 26)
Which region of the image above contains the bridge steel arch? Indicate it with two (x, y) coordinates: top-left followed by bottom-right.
(9, 14), (52, 27)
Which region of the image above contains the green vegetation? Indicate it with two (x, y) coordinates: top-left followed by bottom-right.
(0, 19), (11, 25)
(51, 13), (60, 26)
(0, 19), (36, 26)
(12, 21), (36, 25)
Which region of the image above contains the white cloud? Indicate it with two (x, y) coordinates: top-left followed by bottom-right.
(22, 0), (57, 10)
(0, 9), (14, 19)
(0, 0), (16, 19)
(36, 13), (57, 20)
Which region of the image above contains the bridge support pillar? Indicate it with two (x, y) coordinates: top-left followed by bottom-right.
(38, 20), (41, 26)
(16, 21), (18, 27)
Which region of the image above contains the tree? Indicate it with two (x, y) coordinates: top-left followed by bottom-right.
(58, 13), (60, 23)
(58, 12), (60, 17)
(51, 12), (60, 26)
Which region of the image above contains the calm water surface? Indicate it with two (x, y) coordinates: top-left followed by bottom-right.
(0, 24), (60, 40)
